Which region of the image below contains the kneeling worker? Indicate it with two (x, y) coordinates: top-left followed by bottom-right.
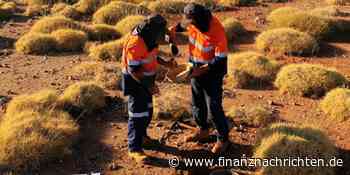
(122, 14), (177, 163)
(170, 3), (230, 154)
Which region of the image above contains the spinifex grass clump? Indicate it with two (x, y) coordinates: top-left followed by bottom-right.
(274, 64), (348, 97)
(226, 52), (280, 88)
(115, 15), (146, 35)
(222, 17), (246, 42)
(51, 29), (88, 51)
(89, 37), (126, 61)
(89, 24), (121, 41)
(320, 88), (350, 122)
(30, 16), (90, 34)
(147, 0), (188, 14)
(255, 28), (319, 56)
(92, 1), (150, 25)
(227, 105), (273, 127)
(15, 33), (58, 55)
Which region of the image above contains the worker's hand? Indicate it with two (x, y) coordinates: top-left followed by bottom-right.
(150, 85), (160, 95)
(191, 65), (209, 77)
(170, 43), (179, 56)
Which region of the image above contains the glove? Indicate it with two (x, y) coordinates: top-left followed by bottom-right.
(170, 43), (179, 56)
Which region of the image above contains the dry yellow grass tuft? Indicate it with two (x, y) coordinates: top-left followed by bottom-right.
(89, 37), (126, 61)
(310, 6), (340, 18)
(219, 0), (257, 6)
(267, 7), (332, 39)
(255, 28), (319, 56)
(71, 62), (122, 90)
(24, 0), (78, 5)
(226, 52), (280, 88)
(154, 84), (191, 120)
(24, 5), (50, 17)
(0, 110), (79, 171)
(0, 1), (16, 20)
(255, 122), (336, 175)
(54, 5), (81, 20)
(30, 16), (89, 34)
(89, 24), (121, 41)
(5, 89), (59, 117)
(326, 0), (349, 5)
(320, 88), (350, 122)
(15, 33), (57, 55)
(266, 6), (300, 21)
(51, 29), (88, 51)
(51, 2), (69, 13)
(147, 0), (188, 14)
(115, 15), (145, 35)
(222, 17), (246, 42)
(92, 1), (150, 25)
(274, 64), (348, 97)
(59, 82), (106, 112)
(227, 105), (273, 127)
(73, 0), (115, 15)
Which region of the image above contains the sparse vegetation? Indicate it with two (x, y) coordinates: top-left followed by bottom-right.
(115, 15), (146, 35)
(255, 122), (336, 175)
(30, 16), (89, 34)
(227, 105), (273, 127)
(222, 17), (246, 42)
(54, 5), (81, 20)
(255, 28), (319, 56)
(0, 110), (79, 171)
(5, 89), (59, 117)
(320, 88), (350, 122)
(92, 1), (150, 25)
(267, 7), (332, 39)
(24, 0), (78, 5)
(310, 6), (340, 18)
(147, 0), (188, 14)
(89, 24), (121, 41)
(226, 52), (280, 88)
(154, 84), (191, 120)
(0, 1), (17, 20)
(326, 0), (349, 5)
(59, 82), (106, 112)
(15, 33), (57, 55)
(71, 62), (122, 90)
(89, 37), (126, 61)
(274, 64), (348, 97)
(51, 29), (88, 52)
(25, 5), (50, 17)
(219, 0), (257, 6)
(73, 0), (114, 15)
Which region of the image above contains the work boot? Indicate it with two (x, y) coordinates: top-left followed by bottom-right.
(128, 151), (149, 163)
(143, 135), (159, 147)
(211, 141), (230, 154)
(184, 129), (209, 142)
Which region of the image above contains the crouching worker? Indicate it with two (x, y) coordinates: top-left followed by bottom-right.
(122, 14), (177, 163)
(170, 3), (230, 154)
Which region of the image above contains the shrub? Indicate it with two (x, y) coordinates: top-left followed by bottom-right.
(59, 82), (106, 112)
(219, 0), (257, 6)
(0, 110), (79, 171)
(147, 0), (188, 14)
(191, 0), (216, 10)
(154, 84), (191, 120)
(267, 8), (332, 39)
(30, 16), (89, 34)
(73, 0), (115, 15)
(92, 1), (150, 25)
(51, 2), (69, 13)
(51, 29), (88, 51)
(54, 5), (81, 20)
(15, 33), (57, 55)
(226, 52), (280, 88)
(266, 7), (300, 22)
(310, 6), (340, 18)
(89, 24), (121, 41)
(255, 28), (319, 56)
(320, 88), (350, 122)
(115, 15), (145, 35)
(24, 5), (50, 17)
(222, 17), (246, 42)
(227, 105), (273, 127)
(24, 0), (78, 5)
(88, 38), (126, 61)
(258, 0), (287, 2)
(326, 0), (349, 5)
(5, 89), (58, 117)
(255, 123), (336, 175)
(274, 64), (348, 97)
(0, 2), (16, 20)
(71, 62), (122, 90)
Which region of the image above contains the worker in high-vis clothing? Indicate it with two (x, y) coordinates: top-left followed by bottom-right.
(170, 3), (230, 154)
(122, 14), (177, 163)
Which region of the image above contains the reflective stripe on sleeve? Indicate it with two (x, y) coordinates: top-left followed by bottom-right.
(128, 60), (142, 66)
(189, 37), (213, 53)
(215, 52), (228, 58)
(128, 111), (149, 118)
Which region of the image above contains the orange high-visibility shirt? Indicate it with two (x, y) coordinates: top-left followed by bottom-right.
(122, 34), (158, 76)
(187, 16), (228, 65)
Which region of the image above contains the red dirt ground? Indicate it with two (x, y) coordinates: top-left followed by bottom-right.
(1, 1), (350, 175)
